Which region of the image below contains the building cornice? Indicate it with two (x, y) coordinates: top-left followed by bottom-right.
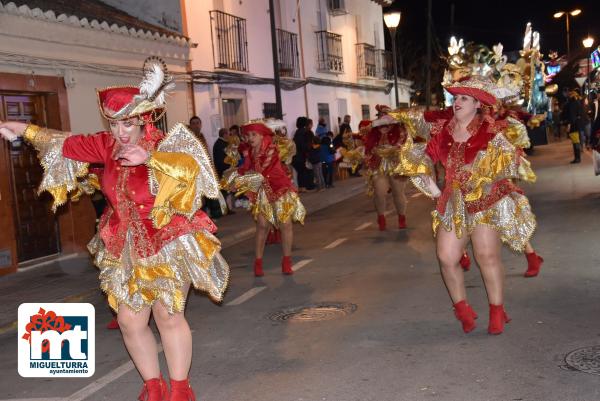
(0, 51), (192, 82)
(0, 1), (194, 48)
(191, 70), (411, 94)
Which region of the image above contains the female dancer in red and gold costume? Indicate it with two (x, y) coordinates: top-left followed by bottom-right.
(0, 59), (229, 401)
(364, 107), (411, 230)
(222, 119), (305, 276)
(403, 77), (537, 335)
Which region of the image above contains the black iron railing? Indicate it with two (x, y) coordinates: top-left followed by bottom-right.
(209, 10), (249, 72)
(356, 43), (377, 78)
(276, 29), (300, 78)
(315, 30), (344, 73)
(376, 49), (394, 80)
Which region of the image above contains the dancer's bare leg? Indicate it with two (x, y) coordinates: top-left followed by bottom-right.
(524, 242), (534, 254)
(117, 305), (159, 380)
(152, 283), (192, 380)
(279, 220), (293, 257)
(436, 227), (470, 303)
(373, 174), (389, 215)
(389, 176), (408, 215)
(471, 225), (504, 305)
(255, 214), (271, 259)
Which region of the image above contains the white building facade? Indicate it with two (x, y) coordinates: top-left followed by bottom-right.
(184, 0), (412, 148)
(0, 0), (193, 272)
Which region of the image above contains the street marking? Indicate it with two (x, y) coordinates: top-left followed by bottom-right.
(3, 343), (168, 401)
(292, 259), (314, 272)
(17, 253), (86, 273)
(411, 192), (422, 198)
(0, 399), (63, 401)
(324, 238), (348, 249)
(384, 209), (394, 216)
(65, 343), (164, 401)
(354, 222), (372, 231)
(226, 286), (267, 306)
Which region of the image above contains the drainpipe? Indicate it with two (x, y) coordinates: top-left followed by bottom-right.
(296, 0), (309, 116)
(180, 0), (197, 117)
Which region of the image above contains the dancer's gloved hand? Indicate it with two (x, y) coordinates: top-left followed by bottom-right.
(114, 143), (150, 166)
(0, 120), (28, 141)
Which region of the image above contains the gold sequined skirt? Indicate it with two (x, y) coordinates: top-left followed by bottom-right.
(432, 191), (536, 252)
(88, 230), (230, 314)
(250, 190), (306, 227)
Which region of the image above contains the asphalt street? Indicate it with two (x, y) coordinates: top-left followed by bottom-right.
(1, 139), (600, 401)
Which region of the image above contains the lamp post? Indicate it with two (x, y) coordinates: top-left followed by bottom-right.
(553, 9), (581, 58)
(384, 11), (401, 108)
(583, 36), (595, 100)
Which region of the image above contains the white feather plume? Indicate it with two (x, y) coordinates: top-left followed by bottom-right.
(139, 63), (164, 100)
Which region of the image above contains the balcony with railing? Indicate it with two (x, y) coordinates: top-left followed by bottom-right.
(376, 49), (394, 81)
(209, 10), (249, 72)
(315, 31), (344, 74)
(356, 43), (377, 78)
(276, 29), (300, 78)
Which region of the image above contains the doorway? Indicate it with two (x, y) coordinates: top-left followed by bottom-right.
(220, 88), (248, 134)
(0, 93), (61, 262)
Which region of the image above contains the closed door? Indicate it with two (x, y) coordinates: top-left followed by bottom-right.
(1, 94), (60, 262)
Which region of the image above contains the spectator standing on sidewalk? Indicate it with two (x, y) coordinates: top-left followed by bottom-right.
(213, 128), (235, 213)
(315, 117), (328, 138)
(320, 131), (336, 188)
(563, 90), (585, 163)
(292, 116), (315, 191)
(306, 118), (325, 191)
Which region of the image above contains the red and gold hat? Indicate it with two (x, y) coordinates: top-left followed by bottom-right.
(371, 114), (400, 128)
(241, 119), (287, 137)
(96, 57), (173, 122)
(445, 76), (498, 106)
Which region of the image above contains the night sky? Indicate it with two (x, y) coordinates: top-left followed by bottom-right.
(384, 1), (600, 59)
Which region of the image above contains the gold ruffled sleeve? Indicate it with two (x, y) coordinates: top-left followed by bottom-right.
(341, 146), (364, 173)
(388, 107), (431, 140)
(465, 133), (536, 202)
(274, 136), (296, 165)
(388, 136), (437, 198)
(504, 117), (531, 149)
(148, 123), (224, 228)
(23, 124), (89, 211)
(220, 168), (264, 196)
(147, 151), (200, 228)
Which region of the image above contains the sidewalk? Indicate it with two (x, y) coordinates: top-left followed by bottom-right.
(0, 176), (365, 333)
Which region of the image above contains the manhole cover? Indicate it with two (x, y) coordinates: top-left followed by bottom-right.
(564, 346), (600, 375)
(268, 302), (357, 322)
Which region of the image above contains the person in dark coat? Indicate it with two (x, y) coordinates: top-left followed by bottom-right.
(292, 116), (315, 191)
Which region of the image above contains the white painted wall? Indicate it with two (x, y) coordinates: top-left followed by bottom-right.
(185, 0), (411, 149)
(0, 8), (192, 135)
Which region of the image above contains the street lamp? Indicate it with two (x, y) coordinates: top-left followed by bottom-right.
(553, 9), (582, 58)
(384, 11), (401, 108)
(583, 36), (595, 100)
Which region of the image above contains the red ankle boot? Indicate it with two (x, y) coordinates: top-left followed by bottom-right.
(282, 256), (293, 275)
(253, 258), (264, 277)
(488, 304), (511, 335)
(138, 375), (168, 401)
(459, 252), (471, 272)
(524, 252), (543, 277)
(398, 214), (407, 229)
(377, 214), (386, 231)
(169, 378), (196, 401)
(453, 300), (478, 333)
